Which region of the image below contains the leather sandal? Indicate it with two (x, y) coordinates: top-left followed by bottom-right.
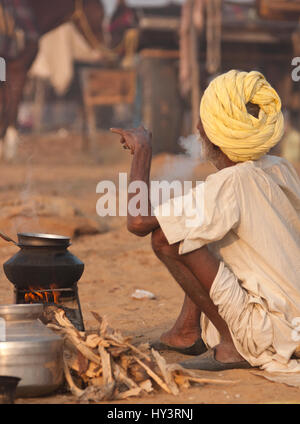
(179, 348), (253, 371)
(150, 338), (208, 356)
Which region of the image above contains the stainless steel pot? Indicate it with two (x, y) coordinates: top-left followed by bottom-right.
(0, 304), (63, 397)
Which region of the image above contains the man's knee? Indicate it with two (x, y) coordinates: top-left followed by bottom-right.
(151, 227), (177, 258)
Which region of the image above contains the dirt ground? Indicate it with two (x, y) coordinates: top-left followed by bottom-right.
(1, 130), (300, 405)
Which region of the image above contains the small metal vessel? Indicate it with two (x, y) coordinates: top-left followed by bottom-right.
(0, 304), (63, 397)
(0, 376), (21, 404)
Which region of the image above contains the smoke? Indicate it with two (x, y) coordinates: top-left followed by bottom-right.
(156, 134), (205, 181)
(11, 155), (41, 234)
(179, 133), (203, 162)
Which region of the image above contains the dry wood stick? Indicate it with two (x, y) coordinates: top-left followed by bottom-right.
(104, 333), (151, 361)
(64, 329), (102, 365)
(115, 387), (142, 400)
(113, 364), (139, 389)
(125, 342), (151, 362)
(133, 356), (172, 394)
(152, 349), (179, 396)
(63, 354), (85, 397)
(99, 346), (113, 384)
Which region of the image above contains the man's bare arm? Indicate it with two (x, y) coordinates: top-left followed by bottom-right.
(110, 126), (159, 236)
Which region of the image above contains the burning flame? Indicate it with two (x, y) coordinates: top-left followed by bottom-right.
(24, 284), (60, 304)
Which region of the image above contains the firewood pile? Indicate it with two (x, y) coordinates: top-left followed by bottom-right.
(47, 310), (238, 403)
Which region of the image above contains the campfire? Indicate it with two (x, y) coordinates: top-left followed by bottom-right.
(3, 232), (86, 331)
(24, 285), (60, 304)
(48, 310), (239, 403)
(16, 284), (85, 331)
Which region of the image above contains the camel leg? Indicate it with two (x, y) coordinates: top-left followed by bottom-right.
(2, 42), (38, 160)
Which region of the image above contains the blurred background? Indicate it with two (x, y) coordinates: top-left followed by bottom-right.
(2, 0), (300, 162)
(2, 4), (300, 405)
(0, 0), (299, 240)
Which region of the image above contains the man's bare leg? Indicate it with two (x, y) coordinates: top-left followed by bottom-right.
(160, 294), (201, 348)
(152, 228), (244, 363)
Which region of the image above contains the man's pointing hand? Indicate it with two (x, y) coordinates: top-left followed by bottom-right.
(110, 126), (152, 155)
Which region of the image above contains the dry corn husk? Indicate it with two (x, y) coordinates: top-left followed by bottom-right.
(48, 310), (239, 403)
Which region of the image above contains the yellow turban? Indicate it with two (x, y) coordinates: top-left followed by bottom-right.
(199, 70), (284, 162)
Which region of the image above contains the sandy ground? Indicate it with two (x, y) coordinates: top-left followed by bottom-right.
(0, 130), (300, 405)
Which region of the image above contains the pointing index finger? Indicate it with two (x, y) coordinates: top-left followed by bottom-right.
(110, 128), (124, 136)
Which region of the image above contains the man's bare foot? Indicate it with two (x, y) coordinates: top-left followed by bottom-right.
(159, 327), (202, 348)
(214, 342), (245, 363)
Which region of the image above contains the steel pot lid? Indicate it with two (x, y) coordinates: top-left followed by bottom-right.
(0, 304), (43, 321)
(17, 233), (71, 247)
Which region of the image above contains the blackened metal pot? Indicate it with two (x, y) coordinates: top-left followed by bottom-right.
(3, 233), (84, 289)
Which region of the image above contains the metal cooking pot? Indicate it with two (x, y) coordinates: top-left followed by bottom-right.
(0, 304), (63, 397)
(3, 232), (84, 289)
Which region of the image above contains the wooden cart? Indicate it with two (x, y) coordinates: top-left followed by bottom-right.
(80, 68), (136, 149)
(257, 0), (300, 21)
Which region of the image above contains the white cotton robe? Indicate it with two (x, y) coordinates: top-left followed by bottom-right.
(154, 155), (300, 372)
